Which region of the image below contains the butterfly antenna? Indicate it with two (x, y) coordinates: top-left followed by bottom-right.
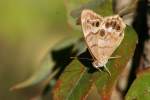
(70, 57), (93, 61)
(104, 65), (111, 77)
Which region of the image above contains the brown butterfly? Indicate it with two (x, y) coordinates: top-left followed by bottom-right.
(81, 9), (126, 76)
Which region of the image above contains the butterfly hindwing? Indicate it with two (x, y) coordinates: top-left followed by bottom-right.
(97, 15), (126, 62)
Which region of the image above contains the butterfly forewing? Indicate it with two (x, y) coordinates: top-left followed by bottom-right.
(81, 10), (103, 60)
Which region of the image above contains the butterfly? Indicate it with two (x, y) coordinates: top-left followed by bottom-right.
(81, 9), (126, 76)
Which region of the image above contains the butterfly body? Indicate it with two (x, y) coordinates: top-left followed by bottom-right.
(81, 9), (126, 75)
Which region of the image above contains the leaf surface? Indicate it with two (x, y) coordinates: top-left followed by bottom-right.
(126, 69), (150, 100)
(52, 25), (137, 100)
(52, 0), (138, 99)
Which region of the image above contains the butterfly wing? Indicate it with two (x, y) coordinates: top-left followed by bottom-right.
(81, 9), (126, 66)
(81, 9), (103, 60)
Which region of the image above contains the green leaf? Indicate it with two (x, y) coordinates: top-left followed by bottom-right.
(126, 69), (150, 100)
(52, 36), (81, 52)
(52, 25), (137, 99)
(10, 34), (85, 91)
(10, 55), (54, 91)
(52, 59), (95, 100)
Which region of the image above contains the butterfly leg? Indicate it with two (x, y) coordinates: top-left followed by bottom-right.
(104, 65), (111, 77)
(95, 67), (102, 72)
(109, 55), (121, 59)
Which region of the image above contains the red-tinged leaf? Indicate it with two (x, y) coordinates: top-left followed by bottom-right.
(52, 59), (96, 100)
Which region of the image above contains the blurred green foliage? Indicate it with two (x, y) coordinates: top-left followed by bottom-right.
(126, 69), (150, 100)
(0, 0), (71, 100)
